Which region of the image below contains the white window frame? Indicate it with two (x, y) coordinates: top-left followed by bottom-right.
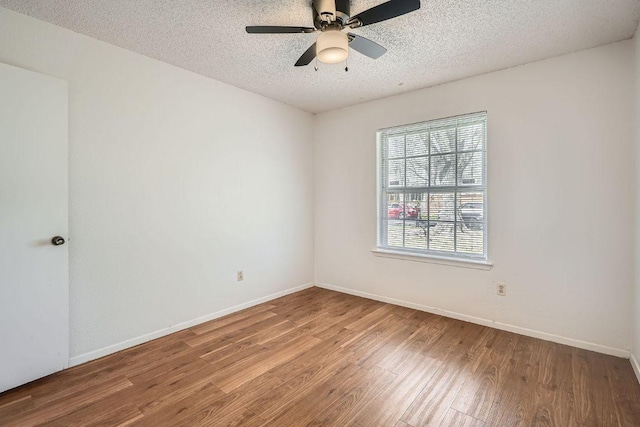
(376, 112), (488, 264)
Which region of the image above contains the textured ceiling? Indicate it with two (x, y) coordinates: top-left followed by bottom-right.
(1, 0), (639, 113)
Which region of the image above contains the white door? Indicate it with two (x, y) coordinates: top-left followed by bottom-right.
(0, 63), (69, 393)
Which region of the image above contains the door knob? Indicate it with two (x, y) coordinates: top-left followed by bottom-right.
(51, 236), (65, 246)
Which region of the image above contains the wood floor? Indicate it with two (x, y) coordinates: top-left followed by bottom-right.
(1, 287), (639, 426)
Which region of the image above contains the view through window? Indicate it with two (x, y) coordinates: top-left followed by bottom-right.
(377, 112), (487, 260)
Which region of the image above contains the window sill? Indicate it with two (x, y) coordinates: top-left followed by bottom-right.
(371, 248), (493, 270)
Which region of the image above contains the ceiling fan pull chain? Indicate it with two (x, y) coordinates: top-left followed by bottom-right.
(345, 57), (348, 72)
(315, 57), (319, 71)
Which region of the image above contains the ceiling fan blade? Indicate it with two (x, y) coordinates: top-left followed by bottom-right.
(295, 43), (317, 67)
(246, 26), (316, 34)
(348, 33), (387, 59)
(349, 0), (420, 27)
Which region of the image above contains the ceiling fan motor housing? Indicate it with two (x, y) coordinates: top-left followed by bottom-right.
(313, 0), (351, 29)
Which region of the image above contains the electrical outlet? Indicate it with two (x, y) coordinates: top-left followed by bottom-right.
(496, 282), (506, 296)
(237, 270), (244, 282)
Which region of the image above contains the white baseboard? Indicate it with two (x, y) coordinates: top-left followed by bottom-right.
(69, 282), (314, 367)
(315, 282), (630, 359)
(631, 353), (640, 385)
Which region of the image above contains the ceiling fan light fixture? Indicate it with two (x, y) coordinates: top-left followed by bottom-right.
(316, 29), (349, 64)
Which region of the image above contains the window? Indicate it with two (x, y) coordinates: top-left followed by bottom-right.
(377, 112), (487, 261)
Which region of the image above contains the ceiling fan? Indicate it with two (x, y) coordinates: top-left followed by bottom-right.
(246, 0), (421, 67)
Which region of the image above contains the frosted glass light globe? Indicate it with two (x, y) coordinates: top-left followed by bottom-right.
(316, 29), (349, 64)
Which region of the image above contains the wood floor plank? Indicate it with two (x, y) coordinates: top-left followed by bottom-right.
(571, 349), (620, 426)
(376, 315), (452, 375)
(344, 304), (395, 331)
(450, 330), (519, 421)
(308, 366), (397, 426)
(427, 320), (489, 363)
(1, 287), (638, 427)
(605, 355), (640, 426)
(529, 341), (576, 427)
(258, 323), (311, 350)
(400, 361), (472, 426)
(310, 321), (366, 345)
(440, 408), (485, 426)
(67, 332), (194, 380)
(190, 315), (290, 356)
(185, 311), (278, 347)
(123, 363), (225, 415)
(0, 395), (34, 421)
(134, 359), (286, 426)
(268, 290), (344, 320)
(483, 335), (576, 427)
(341, 313), (417, 363)
(402, 325), (511, 425)
(582, 350), (628, 427)
(352, 355), (442, 427)
(201, 342), (270, 373)
(189, 304), (276, 335)
(210, 334), (322, 392)
(236, 319), (298, 346)
(2, 376), (133, 427)
(193, 406), (264, 427)
(482, 335), (538, 426)
(296, 300), (380, 338)
(259, 363), (368, 426)
(43, 401), (144, 427)
(131, 382), (237, 427)
(246, 347), (354, 419)
(38, 339), (195, 402)
(355, 323), (420, 370)
(268, 287), (325, 307)
(127, 351), (209, 384)
(400, 325), (509, 426)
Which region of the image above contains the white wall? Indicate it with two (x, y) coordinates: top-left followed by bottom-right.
(0, 7), (315, 361)
(315, 40), (635, 355)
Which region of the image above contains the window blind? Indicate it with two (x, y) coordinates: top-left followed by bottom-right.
(377, 112), (487, 260)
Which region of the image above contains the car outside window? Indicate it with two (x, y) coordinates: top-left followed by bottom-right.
(377, 112), (487, 261)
